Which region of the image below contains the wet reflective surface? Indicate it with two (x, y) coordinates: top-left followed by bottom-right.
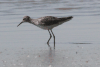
(0, 0), (100, 67)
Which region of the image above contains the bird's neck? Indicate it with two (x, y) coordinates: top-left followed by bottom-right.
(30, 19), (38, 25)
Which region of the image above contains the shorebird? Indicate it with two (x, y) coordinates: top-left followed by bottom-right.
(17, 16), (73, 49)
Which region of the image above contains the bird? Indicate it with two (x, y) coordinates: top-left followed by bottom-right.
(17, 16), (73, 49)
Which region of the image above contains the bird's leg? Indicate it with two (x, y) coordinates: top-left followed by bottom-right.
(51, 30), (55, 49)
(47, 30), (52, 47)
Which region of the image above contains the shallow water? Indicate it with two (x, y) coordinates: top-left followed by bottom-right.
(0, 0), (100, 67)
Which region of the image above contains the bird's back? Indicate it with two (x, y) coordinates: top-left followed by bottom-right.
(38, 16), (58, 25)
(37, 16), (73, 26)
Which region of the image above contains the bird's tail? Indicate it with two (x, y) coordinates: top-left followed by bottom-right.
(58, 16), (73, 25)
(59, 16), (73, 22)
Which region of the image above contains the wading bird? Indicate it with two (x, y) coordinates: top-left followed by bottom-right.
(17, 16), (73, 49)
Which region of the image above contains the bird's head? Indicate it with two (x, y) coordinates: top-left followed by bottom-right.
(17, 16), (31, 27)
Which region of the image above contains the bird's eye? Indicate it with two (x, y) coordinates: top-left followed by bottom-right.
(23, 18), (25, 20)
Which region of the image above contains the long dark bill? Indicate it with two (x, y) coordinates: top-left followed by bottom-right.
(17, 22), (23, 27)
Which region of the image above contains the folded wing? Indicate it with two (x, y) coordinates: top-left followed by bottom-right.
(39, 16), (73, 26)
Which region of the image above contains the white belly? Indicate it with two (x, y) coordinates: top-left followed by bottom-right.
(34, 21), (66, 30)
(36, 24), (58, 30)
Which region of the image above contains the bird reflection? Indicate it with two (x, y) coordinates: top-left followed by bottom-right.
(48, 46), (55, 63)
(41, 46), (55, 66)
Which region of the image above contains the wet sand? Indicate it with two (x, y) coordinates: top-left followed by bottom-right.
(0, 43), (100, 67)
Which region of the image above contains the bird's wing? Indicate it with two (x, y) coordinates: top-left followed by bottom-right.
(38, 16), (59, 26)
(38, 16), (73, 26)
